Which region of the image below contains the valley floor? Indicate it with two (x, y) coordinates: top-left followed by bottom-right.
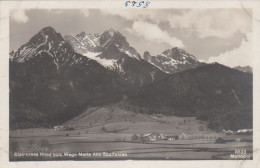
(9, 128), (253, 160)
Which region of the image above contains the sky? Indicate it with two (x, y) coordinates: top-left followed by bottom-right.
(10, 9), (253, 67)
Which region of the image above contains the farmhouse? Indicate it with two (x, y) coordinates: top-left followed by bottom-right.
(53, 125), (74, 131)
(166, 135), (179, 141)
(221, 129), (253, 135)
(53, 125), (64, 131)
(143, 133), (165, 142)
(236, 129), (253, 135)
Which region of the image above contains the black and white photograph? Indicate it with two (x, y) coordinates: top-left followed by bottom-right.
(1, 0), (260, 167)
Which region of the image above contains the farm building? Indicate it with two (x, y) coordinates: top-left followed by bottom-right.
(53, 125), (74, 131)
(221, 129), (253, 135)
(53, 125), (65, 131)
(143, 133), (165, 142)
(236, 129), (253, 135)
(166, 135), (179, 141)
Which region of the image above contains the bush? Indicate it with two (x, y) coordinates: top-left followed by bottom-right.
(101, 126), (107, 133)
(215, 137), (226, 144)
(131, 134), (139, 142)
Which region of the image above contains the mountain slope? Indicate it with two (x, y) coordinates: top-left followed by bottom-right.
(65, 103), (209, 134)
(128, 63), (253, 131)
(9, 27), (130, 129)
(143, 48), (204, 74)
(64, 28), (167, 86)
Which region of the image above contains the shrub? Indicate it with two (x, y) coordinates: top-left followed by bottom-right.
(215, 137), (226, 144)
(131, 134), (139, 142)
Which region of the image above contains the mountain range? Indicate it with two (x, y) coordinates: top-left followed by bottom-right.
(9, 26), (253, 131)
(64, 28), (166, 86)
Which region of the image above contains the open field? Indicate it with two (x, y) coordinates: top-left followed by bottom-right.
(10, 129), (252, 160)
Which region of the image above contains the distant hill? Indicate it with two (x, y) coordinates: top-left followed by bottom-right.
(128, 63), (253, 131)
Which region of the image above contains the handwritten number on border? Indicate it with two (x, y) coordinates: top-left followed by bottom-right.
(125, 1), (150, 8)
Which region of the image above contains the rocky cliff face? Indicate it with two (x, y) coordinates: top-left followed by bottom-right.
(142, 47), (204, 74)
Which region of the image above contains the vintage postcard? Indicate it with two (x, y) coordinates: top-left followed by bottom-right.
(0, 0), (260, 168)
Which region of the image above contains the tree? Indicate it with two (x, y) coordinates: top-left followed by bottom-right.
(131, 134), (139, 142)
(101, 126), (107, 133)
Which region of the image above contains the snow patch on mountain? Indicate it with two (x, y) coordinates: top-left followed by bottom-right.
(36, 34), (48, 50)
(46, 50), (59, 71)
(83, 52), (117, 68)
(117, 47), (139, 60)
(84, 35), (97, 47)
(65, 29), (142, 70)
(144, 59), (166, 73)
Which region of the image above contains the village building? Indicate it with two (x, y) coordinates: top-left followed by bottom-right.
(142, 133), (165, 142)
(236, 129), (253, 135)
(53, 125), (74, 131)
(166, 135), (179, 141)
(53, 125), (65, 131)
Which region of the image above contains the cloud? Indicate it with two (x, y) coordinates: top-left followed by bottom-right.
(101, 9), (140, 20)
(101, 9), (184, 23)
(126, 21), (184, 48)
(10, 9), (29, 23)
(47, 9), (63, 15)
(168, 9), (252, 38)
(80, 9), (89, 17)
(207, 33), (252, 67)
(101, 9), (252, 39)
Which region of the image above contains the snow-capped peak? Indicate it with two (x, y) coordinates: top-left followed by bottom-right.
(10, 26), (77, 71)
(142, 47), (203, 74)
(105, 28), (117, 37)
